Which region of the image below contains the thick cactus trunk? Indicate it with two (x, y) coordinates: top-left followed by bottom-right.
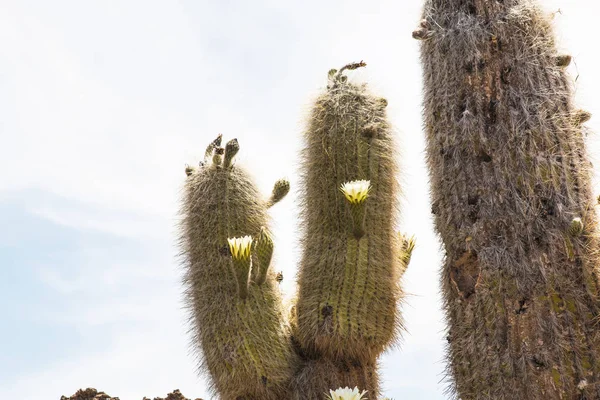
(179, 137), (297, 400)
(416, 1), (600, 398)
(293, 64), (410, 398)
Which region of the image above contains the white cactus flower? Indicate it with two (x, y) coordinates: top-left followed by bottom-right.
(340, 180), (371, 205)
(327, 386), (368, 400)
(227, 235), (253, 260)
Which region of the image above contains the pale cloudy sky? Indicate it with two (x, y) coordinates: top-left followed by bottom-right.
(1, 1), (599, 399)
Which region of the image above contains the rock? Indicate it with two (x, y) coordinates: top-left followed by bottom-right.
(62, 388), (202, 400)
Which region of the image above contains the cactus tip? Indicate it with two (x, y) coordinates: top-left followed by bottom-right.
(224, 138), (240, 168)
(204, 134), (224, 162)
(214, 134), (223, 146)
(268, 179), (291, 207)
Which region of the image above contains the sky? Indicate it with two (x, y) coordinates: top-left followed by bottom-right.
(1, 1), (599, 399)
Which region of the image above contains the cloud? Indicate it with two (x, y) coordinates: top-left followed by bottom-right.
(1, 326), (207, 400)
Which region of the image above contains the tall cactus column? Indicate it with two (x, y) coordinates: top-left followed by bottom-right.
(292, 63), (413, 398)
(179, 136), (297, 400)
(415, 1), (600, 398)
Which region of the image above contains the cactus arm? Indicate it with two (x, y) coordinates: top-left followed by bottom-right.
(292, 63), (406, 397)
(267, 178), (291, 208)
(180, 137), (297, 400)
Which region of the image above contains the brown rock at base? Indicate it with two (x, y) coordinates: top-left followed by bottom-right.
(61, 388), (203, 400)
(60, 388), (119, 400)
(143, 388), (204, 400)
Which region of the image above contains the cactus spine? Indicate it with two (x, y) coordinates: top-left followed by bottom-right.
(180, 136), (297, 399)
(416, 1), (600, 398)
(291, 63), (412, 397)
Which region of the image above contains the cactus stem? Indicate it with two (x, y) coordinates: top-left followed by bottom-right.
(417, 0), (600, 396)
(349, 203), (366, 239)
(231, 258), (251, 300)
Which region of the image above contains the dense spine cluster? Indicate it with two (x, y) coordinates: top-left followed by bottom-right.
(292, 64), (412, 398)
(416, 0), (600, 398)
(180, 136), (297, 400)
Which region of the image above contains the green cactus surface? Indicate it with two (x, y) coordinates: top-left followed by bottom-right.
(416, 0), (600, 398)
(294, 63), (406, 365)
(179, 136), (297, 399)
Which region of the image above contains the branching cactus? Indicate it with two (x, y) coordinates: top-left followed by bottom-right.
(415, 1), (600, 398)
(179, 64), (412, 400)
(179, 135), (297, 399)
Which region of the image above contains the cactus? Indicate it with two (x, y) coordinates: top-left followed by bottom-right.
(415, 1), (600, 398)
(293, 63), (405, 365)
(288, 63), (412, 400)
(179, 64), (412, 399)
(179, 136), (297, 399)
